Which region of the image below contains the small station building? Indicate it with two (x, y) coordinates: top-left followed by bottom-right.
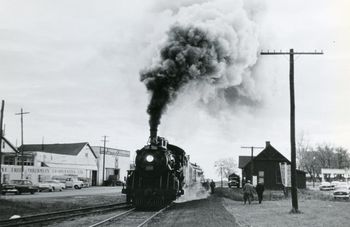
(239, 141), (306, 189)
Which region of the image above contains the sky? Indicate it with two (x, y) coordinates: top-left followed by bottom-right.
(0, 0), (349, 180)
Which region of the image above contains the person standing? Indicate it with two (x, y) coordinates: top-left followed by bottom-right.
(243, 180), (255, 204)
(255, 182), (265, 204)
(210, 180), (216, 194)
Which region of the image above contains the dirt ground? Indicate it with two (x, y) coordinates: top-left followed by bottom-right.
(148, 195), (238, 227)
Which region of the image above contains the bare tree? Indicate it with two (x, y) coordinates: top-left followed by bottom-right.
(335, 147), (350, 169)
(297, 134), (320, 187)
(214, 157), (238, 179)
(297, 137), (350, 185)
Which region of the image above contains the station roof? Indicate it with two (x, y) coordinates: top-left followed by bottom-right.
(238, 142), (291, 169)
(238, 156), (255, 169)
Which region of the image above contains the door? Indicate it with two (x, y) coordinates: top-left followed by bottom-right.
(92, 170), (97, 186)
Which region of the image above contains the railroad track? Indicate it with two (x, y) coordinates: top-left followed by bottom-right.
(89, 204), (172, 227)
(0, 202), (132, 227)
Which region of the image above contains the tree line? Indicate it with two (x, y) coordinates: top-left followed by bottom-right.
(297, 136), (350, 183)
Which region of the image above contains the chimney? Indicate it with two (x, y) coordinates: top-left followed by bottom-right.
(265, 141), (270, 147)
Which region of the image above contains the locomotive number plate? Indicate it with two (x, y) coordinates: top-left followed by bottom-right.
(145, 165), (154, 171)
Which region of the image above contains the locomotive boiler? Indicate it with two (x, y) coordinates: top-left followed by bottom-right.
(122, 129), (187, 209)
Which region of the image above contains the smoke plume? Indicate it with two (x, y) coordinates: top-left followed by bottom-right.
(141, 0), (261, 131)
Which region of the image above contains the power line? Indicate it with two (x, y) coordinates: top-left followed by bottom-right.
(260, 48), (323, 213)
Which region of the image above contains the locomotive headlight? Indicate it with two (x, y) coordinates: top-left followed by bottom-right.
(146, 155), (154, 162)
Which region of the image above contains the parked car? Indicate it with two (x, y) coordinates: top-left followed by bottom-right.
(319, 182), (335, 191)
(333, 185), (350, 200)
(78, 178), (90, 188)
(1, 180), (39, 195)
(65, 178), (84, 189)
(38, 180), (64, 192)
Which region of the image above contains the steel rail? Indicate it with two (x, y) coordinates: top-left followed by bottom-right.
(88, 208), (136, 227)
(88, 203), (172, 227)
(136, 204), (171, 227)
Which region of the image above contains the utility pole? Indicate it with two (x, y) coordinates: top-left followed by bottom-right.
(260, 49), (323, 213)
(0, 100), (5, 194)
(241, 146), (264, 183)
(15, 108), (30, 179)
(101, 136), (108, 185)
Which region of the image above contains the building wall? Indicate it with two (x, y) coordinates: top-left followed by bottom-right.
(243, 161), (284, 190)
(34, 145), (97, 170)
(1, 164), (90, 184)
(1, 144), (98, 184)
(243, 161), (306, 190)
(92, 146), (131, 185)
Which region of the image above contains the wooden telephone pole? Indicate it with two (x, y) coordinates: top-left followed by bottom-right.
(260, 49), (323, 213)
(15, 108), (30, 179)
(241, 146), (264, 183)
(101, 135), (109, 185)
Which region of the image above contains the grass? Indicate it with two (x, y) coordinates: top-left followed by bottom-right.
(217, 187), (349, 227)
(222, 198), (350, 227)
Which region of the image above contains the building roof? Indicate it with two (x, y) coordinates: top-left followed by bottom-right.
(238, 142), (291, 169)
(254, 142), (290, 163)
(1, 136), (19, 153)
(20, 142), (96, 157)
(238, 156), (255, 168)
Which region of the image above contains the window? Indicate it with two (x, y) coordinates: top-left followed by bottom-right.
(17, 156), (34, 166)
(85, 152), (88, 158)
(258, 171), (264, 183)
(4, 156), (15, 165)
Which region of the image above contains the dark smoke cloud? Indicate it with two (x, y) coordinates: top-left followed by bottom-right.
(140, 25), (231, 130)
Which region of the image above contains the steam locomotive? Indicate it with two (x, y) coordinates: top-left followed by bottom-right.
(122, 130), (188, 209)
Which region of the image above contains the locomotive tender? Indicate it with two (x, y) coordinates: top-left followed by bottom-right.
(122, 129), (188, 209)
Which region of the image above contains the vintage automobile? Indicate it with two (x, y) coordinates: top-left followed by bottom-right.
(65, 177), (84, 189)
(1, 180), (39, 195)
(333, 185), (350, 200)
(78, 177), (90, 188)
(319, 182), (335, 191)
(228, 173), (240, 188)
(38, 180), (64, 192)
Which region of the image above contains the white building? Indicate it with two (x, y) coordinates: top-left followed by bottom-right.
(321, 168), (350, 182)
(91, 146), (130, 186)
(1, 142), (98, 185)
(1, 140), (131, 186)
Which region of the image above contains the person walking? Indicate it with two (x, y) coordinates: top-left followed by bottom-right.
(255, 182), (265, 204)
(243, 180), (255, 204)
